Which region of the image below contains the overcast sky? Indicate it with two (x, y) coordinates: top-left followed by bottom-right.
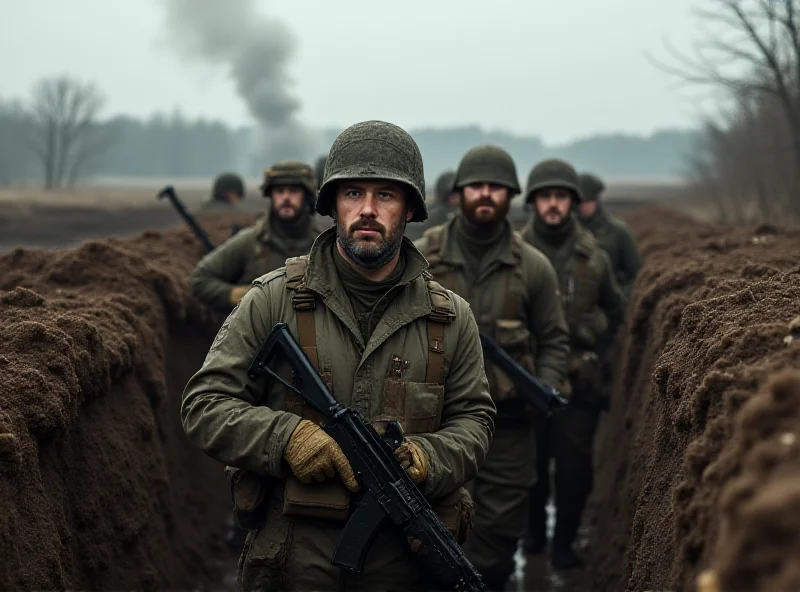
(0, 0), (706, 144)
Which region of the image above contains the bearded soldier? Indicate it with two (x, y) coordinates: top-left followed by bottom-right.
(182, 121), (496, 591)
(577, 172), (642, 298)
(520, 159), (625, 569)
(415, 146), (569, 591)
(190, 161), (321, 312)
(200, 172), (246, 212)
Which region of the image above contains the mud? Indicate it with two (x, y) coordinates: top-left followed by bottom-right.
(0, 213), (254, 589)
(590, 207), (800, 591)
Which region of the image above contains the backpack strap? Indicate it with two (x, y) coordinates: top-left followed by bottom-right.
(425, 278), (456, 385)
(284, 256), (321, 420)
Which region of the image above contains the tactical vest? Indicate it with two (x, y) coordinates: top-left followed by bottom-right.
(421, 225), (536, 404)
(278, 256), (472, 539)
(228, 256), (473, 541)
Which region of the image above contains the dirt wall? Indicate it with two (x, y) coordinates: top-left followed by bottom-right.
(590, 208), (800, 591)
(0, 215), (253, 589)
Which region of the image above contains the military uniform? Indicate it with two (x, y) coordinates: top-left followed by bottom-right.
(405, 170), (458, 242)
(415, 146), (569, 590)
(578, 173), (641, 298)
(190, 161), (320, 312)
(199, 172), (245, 212)
(520, 160), (625, 569)
(182, 121), (496, 591)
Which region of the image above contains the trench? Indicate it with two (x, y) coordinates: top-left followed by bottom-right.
(0, 206), (798, 590)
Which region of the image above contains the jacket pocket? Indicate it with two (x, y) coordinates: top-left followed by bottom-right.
(431, 487), (475, 545)
(404, 381), (445, 434)
(239, 501), (293, 591)
(226, 466), (269, 531)
(377, 379), (445, 435)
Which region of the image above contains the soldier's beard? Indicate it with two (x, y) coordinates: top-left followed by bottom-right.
(272, 202), (304, 223)
(461, 196), (509, 228)
(335, 216), (407, 270)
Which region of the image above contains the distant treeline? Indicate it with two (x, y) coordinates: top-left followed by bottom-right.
(0, 98), (696, 187)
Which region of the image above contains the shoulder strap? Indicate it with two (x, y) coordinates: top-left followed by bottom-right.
(425, 279), (455, 385)
(283, 256), (322, 420)
(500, 234), (524, 319)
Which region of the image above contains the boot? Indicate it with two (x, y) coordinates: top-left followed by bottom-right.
(551, 517), (584, 570)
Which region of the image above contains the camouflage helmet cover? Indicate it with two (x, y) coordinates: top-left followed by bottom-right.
(578, 172), (605, 201)
(260, 160), (317, 212)
(524, 158), (583, 203)
(434, 170), (457, 203)
(316, 120), (427, 222)
(452, 145), (521, 195)
(212, 172), (245, 199)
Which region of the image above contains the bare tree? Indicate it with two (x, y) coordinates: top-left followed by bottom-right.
(654, 0), (800, 221)
(28, 76), (109, 190)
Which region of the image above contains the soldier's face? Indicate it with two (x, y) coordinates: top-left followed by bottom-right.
(578, 199), (598, 219)
(334, 180), (414, 270)
(461, 182), (510, 226)
(534, 188), (573, 226)
(271, 185), (306, 221)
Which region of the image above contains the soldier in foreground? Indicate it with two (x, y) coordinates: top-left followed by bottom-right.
(190, 161), (320, 312)
(415, 146), (569, 591)
(200, 172), (246, 212)
(182, 120), (496, 591)
(577, 172), (642, 298)
(405, 170), (459, 241)
(520, 159), (626, 569)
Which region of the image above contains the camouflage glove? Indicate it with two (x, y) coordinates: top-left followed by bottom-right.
(229, 285), (250, 305)
(283, 419), (359, 492)
(393, 439), (429, 485)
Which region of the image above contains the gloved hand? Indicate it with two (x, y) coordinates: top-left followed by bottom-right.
(283, 419), (359, 492)
(229, 285), (250, 305)
(393, 439), (429, 485)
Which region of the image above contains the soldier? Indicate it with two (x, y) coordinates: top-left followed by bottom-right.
(182, 120), (496, 591)
(200, 172), (246, 212)
(577, 172), (642, 298)
(519, 159), (626, 569)
(415, 146), (569, 591)
(190, 161), (321, 312)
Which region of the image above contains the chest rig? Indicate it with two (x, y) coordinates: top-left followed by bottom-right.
(282, 256), (455, 418)
(423, 225), (536, 404)
(421, 225), (521, 321)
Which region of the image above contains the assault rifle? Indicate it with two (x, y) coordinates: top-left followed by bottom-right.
(479, 332), (568, 417)
(247, 322), (484, 592)
(157, 185), (215, 253)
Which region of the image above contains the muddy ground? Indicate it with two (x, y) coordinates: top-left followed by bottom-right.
(0, 190), (797, 590)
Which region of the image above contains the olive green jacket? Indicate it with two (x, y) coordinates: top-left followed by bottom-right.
(581, 207), (641, 299)
(521, 218), (626, 352)
(415, 217), (569, 394)
(189, 210), (319, 311)
(182, 227), (496, 501)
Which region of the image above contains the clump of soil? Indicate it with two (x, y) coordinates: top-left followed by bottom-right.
(0, 214), (254, 589)
(589, 207), (800, 591)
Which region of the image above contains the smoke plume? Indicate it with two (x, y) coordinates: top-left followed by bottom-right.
(160, 0), (322, 170)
